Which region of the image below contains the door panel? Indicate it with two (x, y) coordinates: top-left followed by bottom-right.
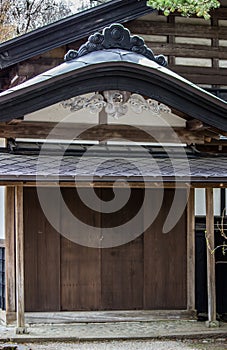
(60, 188), (101, 310)
(101, 188), (144, 310)
(101, 236), (144, 310)
(144, 189), (187, 309)
(24, 187), (60, 311)
(24, 187), (187, 312)
(61, 238), (101, 310)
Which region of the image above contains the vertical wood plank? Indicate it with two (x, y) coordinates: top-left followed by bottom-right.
(61, 238), (101, 310)
(187, 188), (195, 311)
(144, 189), (187, 309)
(101, 188), (144, 310)
(24, 187), (61, 312)
(101, 237), (144, 310)
(211, 18), (219, 73)
(60, 188), (101, 311)
(205, 188), (218, 326)
(15, 186), (26, 333)
(5, 187), (16, 317)
(167, 16), (176, 66)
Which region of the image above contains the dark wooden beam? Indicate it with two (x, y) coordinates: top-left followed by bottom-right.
(0, 0), (153, 69)
(0, 180), (226, 188)
(147, 43), (227, 60)
(0, 122), (211, 144)
(186, 119), (204, 131)
(168, 66), (227, 85)
(127, 20), (227, 40)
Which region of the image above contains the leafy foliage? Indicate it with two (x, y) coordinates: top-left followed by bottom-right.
(147, 0), (220, 19)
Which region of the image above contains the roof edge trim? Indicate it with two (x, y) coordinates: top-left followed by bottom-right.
(0, 0), (154, 70)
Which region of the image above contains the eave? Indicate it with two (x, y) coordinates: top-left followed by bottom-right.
(0, 51), (226, 132)
(0, 0), (153, 70)
(0, 151), (226, 185)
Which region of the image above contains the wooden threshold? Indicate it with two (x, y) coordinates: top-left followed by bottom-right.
(24, 310), (197, 325)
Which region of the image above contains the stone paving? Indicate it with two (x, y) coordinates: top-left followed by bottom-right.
(1, 339), (227, 350)
(0, 320), (226, 342)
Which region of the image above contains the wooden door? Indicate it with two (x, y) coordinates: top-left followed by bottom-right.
(24, 187), (187, 312)
(60, 188), (144, 311)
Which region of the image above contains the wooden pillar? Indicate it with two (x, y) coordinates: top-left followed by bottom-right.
(99, 109), (108, 145)
(205, 188), (219, 327)
(187, 187), (195, 312)
(5, 187), (16, 323)
(99, 108), (107, 125)
(15, 186), (27, 334)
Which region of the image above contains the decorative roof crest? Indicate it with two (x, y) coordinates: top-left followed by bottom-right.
(64, 23), (167, 67)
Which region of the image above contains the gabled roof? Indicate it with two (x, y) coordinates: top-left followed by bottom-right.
(0, 0), (153, 70)
(0, 24), (226, 132)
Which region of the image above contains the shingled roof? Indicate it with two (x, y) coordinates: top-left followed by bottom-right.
(0, 23), (226, 186)
(0, 149), (226, 183)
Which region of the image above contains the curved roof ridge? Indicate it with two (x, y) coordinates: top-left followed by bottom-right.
(64, 23), (167, 67)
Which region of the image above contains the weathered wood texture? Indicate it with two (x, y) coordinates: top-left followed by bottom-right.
(24, 187), (187, 312)
(5, 187), (16, 314)
(0, 122), (219, 143)
(128, 21), (227, 39)
(15, 186), (25, 328)
(187, 188), (195, 311)
(101, 237), (144, 310)
(144, 189), (187, 309)
(1, 9), (227, 91)
(61, 188), (101, 310)
(126, 11), (227, 86)
(100, 188), (144, 310)
(24, 187), (61, 311)
(205, 188), (217, 323)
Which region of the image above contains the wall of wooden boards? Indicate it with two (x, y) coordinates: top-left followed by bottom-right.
(24, 187), (187, 312)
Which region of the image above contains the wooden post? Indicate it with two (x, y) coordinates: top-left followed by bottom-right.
(5, 187), (16, 323)
(99, 108), (108, 125)
(187, 188), (195, 312)
(15, 186), (27, 334)
(205, 188), (219, 327)
(99, 109), (108, 145)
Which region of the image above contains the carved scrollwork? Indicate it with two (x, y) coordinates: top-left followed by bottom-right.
(61, 91), (171, 119)
(64, 23), (167, 67)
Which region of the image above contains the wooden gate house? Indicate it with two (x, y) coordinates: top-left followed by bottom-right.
(0, 0), (226, 333)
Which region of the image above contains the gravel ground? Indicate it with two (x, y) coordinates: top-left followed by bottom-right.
(2, 340), (226, 350)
